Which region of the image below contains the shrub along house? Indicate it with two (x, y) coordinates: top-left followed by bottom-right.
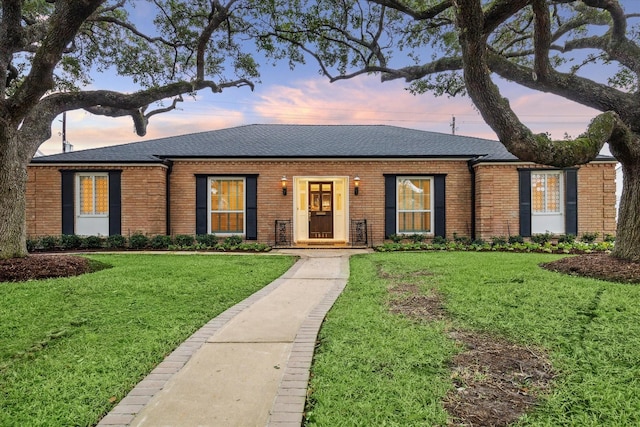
(27, 124), (617, 246)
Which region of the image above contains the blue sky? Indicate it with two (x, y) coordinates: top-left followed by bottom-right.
(38, 1), (640, 155)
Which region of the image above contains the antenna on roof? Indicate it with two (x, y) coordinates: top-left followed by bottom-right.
(62, 112), (73, 153)
(450, 115), (456, 135)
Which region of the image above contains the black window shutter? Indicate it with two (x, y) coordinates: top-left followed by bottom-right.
(108, 171), (122, 235)
(61, 171), (75, 235)
(195, 175), (207, 235)
(246, 176), (258, 240)
(434, 175), (446, 237)
(384, 175), (396, 238)
(518, 169), (532, 237)
(565, 169), (578, 235)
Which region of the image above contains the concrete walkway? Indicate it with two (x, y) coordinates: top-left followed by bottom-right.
(98, 249), (369, 427)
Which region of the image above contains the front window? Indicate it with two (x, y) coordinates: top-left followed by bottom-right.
(209, 177), (245, 234)
(532, 171), (562, 214)
(397, 177), (433, 233)
(77, 173), (108, 216)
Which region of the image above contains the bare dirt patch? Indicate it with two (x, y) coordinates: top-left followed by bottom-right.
(384, 267), (555, 426)
(388, 284), (447, 322)
(0, 254), (96, 282)
(445, 331), (554, 426)
(377, 265), (434, 280)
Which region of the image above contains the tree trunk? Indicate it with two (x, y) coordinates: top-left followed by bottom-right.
(612, 161), (640, 261)
(0, 131), (29, 259)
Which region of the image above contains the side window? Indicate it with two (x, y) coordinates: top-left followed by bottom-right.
(396, 177), (434, 234)
(209, 177), (245, 234)
(77, 173), (109, 216)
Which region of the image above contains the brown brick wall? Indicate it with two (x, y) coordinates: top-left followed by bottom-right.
(26, 165), (167, 237)
(26, 167), (62, 237)
(474, 162), (617, 240)
(120, 166), (167, 236)
(474, 164), (521, 239)
(578, 162), (617, 237)
(168, 159), (474, 245)
(27, 159), (617, 244)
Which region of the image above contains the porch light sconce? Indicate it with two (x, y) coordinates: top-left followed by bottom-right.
(354, 176), (360, 195)
(281, 175), (288, 196)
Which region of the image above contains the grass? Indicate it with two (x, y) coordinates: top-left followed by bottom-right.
(305, 252), (640, 426)
(0, 253), (295, 427)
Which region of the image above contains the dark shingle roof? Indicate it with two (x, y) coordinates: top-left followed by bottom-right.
(30, 124), (613, 164)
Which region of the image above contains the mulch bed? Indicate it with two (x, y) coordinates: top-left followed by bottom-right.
(540, 252), (640, 283)
(0, 254), (94, 282)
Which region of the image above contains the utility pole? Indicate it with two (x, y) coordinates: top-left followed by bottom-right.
(62, 112), (73, 153)
(61, 111), (66, 152)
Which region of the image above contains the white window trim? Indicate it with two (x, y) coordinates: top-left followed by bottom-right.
(76, 173), (109, 218)
(207, 176), (246, 235)
(396, 176), (435, 234)
(531, 171), (564, 216)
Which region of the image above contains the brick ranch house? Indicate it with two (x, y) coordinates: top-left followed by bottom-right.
(27, 124), (617, 246)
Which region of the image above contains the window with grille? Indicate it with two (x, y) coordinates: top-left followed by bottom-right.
(396, 177), (433, 233)
(77, 173), (109, 216)
(209, 177), (245, 234)
(531, 171), (562, 213)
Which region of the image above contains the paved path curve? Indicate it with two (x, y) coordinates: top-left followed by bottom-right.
(98, 249), (369, 427)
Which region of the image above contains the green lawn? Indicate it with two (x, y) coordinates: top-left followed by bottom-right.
(305, 252), (640, 426)
(0, 253), (295, 427)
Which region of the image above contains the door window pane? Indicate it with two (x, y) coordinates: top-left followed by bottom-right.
(77, 174), (108, 216)
(532, 172), (562, 213)
(95, 176), (109, 214)
(322, 194), (331, 211)
(79, 176), (93, 215)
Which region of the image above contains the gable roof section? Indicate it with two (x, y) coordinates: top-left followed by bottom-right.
(30, 124), (614, 164)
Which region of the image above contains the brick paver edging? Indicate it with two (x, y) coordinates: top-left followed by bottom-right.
(97, 258), (307, 427)
(267, 274), (349, 427)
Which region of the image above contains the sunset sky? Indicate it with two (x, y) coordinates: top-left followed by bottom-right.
(37, 1), (638, 156)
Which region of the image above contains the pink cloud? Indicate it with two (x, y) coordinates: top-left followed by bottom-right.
(252, 75), (489, 135)
(507, 89), (599, 139)
(39, 103), (246, 155)
(251, 75), (600, 141)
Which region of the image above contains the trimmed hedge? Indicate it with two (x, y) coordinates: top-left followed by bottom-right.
(27, 233), (271, 253)
(375, 234), (614, 254)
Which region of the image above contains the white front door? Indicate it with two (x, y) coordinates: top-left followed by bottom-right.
(293, 176), (348, 243)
